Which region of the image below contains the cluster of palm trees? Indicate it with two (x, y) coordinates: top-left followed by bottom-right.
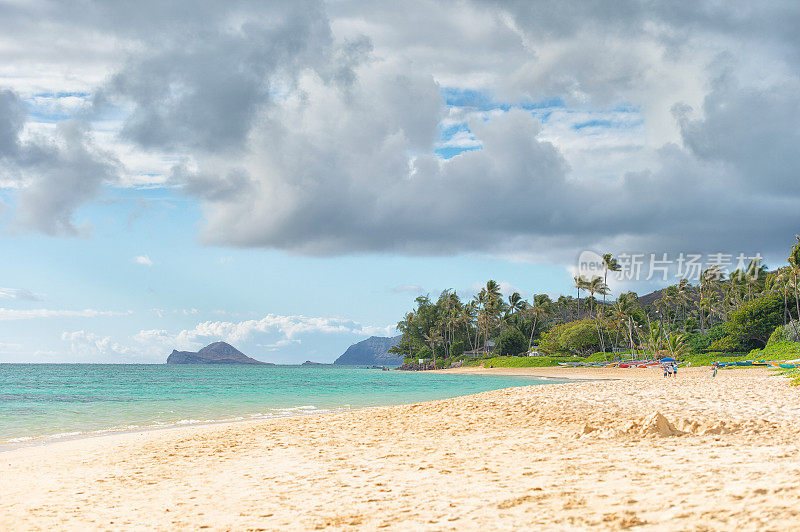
(395, 280), (567, 365)
(660, 255), (798, 335)
(572, 274), (609, 317)
(394, 238), (800, 364)
(623, 240), (800, 353)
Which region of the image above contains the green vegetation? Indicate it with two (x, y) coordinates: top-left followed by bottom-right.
(782, 368), (800, 386)
(391, 239), (800, 369)
(684, 324), (728, 353)
(750, 341), (800, 359)
(497, 329), (527, 356)
(768, 320), (800, 344)
(466, 356), (560, 368)
(539, 319), (607, 356)
(708, 334), (750, 353)
(727, 295), (788, 346)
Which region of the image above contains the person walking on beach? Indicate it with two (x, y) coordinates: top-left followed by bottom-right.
(663, 364), (669, 378)
(712, 362), (718, 377)
(673, 363), (678, 377)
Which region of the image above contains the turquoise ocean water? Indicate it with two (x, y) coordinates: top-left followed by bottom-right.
(0, 364), (555, 448)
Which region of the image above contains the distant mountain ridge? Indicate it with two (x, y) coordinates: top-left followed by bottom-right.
(166, 342), (269, 364)
(334, 336), (402, 366)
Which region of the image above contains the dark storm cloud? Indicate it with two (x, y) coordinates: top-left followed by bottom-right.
(0, 88), (119, 235)
(0, 90), (26, 157)
(677, 71), (800, 194)
(98, 0), (334, 153)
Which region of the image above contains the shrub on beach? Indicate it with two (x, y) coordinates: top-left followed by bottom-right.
(468, 356), (558, 368)
(727, 294), (796, 347)
(750, 341), (800, 359)
(684, 325), (724, 353)
(768, 321), (800, 345)
(708, 335), (749, 353)
(539, 319), (608, 356)
(498, 329), (527, 356)
(449, 340), (466, 357)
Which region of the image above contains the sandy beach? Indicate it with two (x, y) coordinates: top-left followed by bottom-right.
(2, 366), (799, 530)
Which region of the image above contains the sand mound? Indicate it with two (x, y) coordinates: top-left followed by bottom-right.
(578, 411), (783, 440)
(624, 412), (683, 437)
(577, 412), (683, 439)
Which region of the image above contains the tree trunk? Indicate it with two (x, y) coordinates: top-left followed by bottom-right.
(528, 314), (538, 352)
(795, 271), (800, 326)
(594, 317), (605, 360)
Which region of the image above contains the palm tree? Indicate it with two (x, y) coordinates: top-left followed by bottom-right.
(474, 289), (489, 354)
(694, 297), (711, 333)
(769, 267), (799, 338)
(612, 292), (640, 357)
(422, 327), (442, 370)
(485, 280), (502, 302)
(699, 266), (725, 331)
(676, 278), (692, 326)
(642, 323), (664, 356)
(789, 236), (800, 325)
(586, 275), (608, 316)
(460, 302), (478, 351)
(556, 295), (571, 323)
(666, 333), (689, 358)
(573, 275), (589, 318)
(438, 289), (463, 361)
(396, 312), (416, 361)
(581, 275), (609, 355)
(525, 295), (553, 352)
(601, 253), (621, 314)
(482, 280), (505, 351)
(745, 258), (768, 302)
(506, 292), (525, 319)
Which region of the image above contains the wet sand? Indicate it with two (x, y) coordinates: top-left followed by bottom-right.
(1, 366), (799, 530)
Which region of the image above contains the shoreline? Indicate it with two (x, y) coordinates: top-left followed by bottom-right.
(0, 371), (602, 453)
(0, 404), (349, 454)
(0, 372), (564, 453)
(3, 366), (799, 529)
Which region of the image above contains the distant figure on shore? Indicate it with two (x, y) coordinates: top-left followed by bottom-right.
(673, 363), (678, 377)
(712, 362), (718, 377)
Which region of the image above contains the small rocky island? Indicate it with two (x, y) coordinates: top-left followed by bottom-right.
(166, 341), (270, 364)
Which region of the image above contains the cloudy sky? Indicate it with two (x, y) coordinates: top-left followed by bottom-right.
(1, 0), (798, 362)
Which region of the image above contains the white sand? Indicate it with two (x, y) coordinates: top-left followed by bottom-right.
(2, 366), (799, 530)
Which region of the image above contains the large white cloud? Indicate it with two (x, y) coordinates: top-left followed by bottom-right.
(0, 0), (798, 260)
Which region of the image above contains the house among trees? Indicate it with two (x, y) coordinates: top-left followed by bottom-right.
(461, 340), (495, 357)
